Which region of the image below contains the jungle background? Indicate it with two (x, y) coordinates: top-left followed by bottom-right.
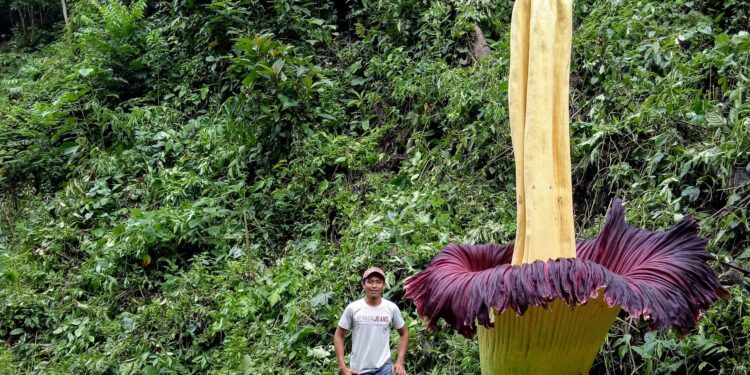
(1, 0), (749, 373)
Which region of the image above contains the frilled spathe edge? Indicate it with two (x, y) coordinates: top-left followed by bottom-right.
(403, 198), (728, 339)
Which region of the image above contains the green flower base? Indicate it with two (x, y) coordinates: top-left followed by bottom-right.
(478, 297), (620, 375)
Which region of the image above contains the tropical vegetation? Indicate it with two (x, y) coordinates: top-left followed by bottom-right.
(1, 0), (749, 374)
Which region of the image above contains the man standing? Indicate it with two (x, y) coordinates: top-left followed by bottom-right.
(334, 267), (409, 375)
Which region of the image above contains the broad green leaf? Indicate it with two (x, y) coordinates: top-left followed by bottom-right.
(10, 328), (24, 335)
(308, 346), (330, 359)
(272, 58), (285, 79)
(268, 291), (280, 307)
(188, 218), (202, 228)
(310, 291), (332, 307)
(681, 186), (700, 201)
(715, 32), (730, 51)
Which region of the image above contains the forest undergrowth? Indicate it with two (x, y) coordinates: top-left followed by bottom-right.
(1, 0), (749, 374)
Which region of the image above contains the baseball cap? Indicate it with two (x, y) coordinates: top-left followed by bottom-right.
(362, 267), (386, 281)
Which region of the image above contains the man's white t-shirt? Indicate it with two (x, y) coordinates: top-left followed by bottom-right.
(338, 298), (405, 374)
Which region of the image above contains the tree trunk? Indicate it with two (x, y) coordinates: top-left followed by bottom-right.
(470, 24), (492, 63)
(18, 9), (26, 34)
(61, 0), (69, 26)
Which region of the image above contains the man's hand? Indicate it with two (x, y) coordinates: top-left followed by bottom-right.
(339, 368), (356, 375)
(392, 363), (406, 375)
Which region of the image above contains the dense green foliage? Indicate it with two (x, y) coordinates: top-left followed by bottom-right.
(1, 0), (749, 373)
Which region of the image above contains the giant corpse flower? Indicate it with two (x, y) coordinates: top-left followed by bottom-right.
(404, 199), (728, 374)
(404, 0), (727, 374)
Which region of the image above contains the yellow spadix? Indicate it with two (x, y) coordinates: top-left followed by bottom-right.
(509, 0), (576, 265)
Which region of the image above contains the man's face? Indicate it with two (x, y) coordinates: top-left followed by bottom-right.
(362, 275), (385, 298)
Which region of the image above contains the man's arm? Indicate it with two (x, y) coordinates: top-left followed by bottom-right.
(334, 326), (354, 375)
(393, 325), (409, 375)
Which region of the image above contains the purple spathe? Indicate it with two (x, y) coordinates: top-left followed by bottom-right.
(404, 198), (728, 339)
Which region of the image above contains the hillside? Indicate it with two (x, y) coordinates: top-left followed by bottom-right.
(1, 0), (749, 374)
